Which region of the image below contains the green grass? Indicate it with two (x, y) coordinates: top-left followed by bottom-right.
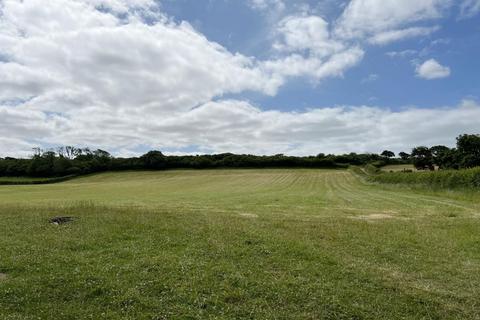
(1, 169), (480, 319)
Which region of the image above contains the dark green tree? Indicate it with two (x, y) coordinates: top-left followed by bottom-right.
(398, 152), (410, 161)
(381, 150), (395, 158)
(430, 145), (451, 169)
(140, 151), (166, 169)
(456, 134), (480, 168)
(411, 147), (434, 171)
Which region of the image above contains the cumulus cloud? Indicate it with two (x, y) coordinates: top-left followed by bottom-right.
(333, 0), (449, 47)
(0, 0), (280, 108)
(0, 0), (370, 111)
(368, 26), (440, 45)
(263, 15), (364, 83)
(273, 15), (342, 55)
(416, 59), (451, 79)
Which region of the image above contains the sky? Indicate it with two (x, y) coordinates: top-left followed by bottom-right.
(0, 0), (479, 157)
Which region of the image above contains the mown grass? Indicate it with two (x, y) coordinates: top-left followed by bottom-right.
(1, 169), (480, 319)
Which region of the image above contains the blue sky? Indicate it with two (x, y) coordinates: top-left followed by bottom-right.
(0, 0), (479, 157)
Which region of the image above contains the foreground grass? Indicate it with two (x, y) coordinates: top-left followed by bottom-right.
(1, 170), (480, 319)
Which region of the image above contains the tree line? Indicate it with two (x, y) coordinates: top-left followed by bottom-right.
(0, 134), (478, 178)
(0, 148), (392, 178)
(380, 134), (480, 171)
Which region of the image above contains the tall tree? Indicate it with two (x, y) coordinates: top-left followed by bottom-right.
(398, 152), (410, 161)
(140, 151), (166, 169)
(381, 150), (395, 158)
(457, 134), (480, 168)
(411, 147), (434, 171)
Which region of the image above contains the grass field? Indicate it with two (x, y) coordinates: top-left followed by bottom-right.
(1, 169), (480, 319)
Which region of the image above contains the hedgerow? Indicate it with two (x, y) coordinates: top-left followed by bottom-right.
(369, 167), (480, 189)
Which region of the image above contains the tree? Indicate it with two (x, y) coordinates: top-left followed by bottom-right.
(436, 148), (460, 170)
(27, 151), (56, 176)
(32, 147), (43, 157)
(430, 145), (451, 169)
(381, 150), (395, 158)
(411, 146), (434, 171)
(93, 149), (111, 159)
(53, 156), (72, 175)
(140, 151), (166, 169)
(456, 134), (480, 168)
(57, 146), (82, 160)
(398, 152), (410, 161)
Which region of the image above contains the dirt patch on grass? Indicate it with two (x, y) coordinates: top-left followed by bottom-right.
(352, 214), (395, 220)
(238, 213), (258, 218)
(0, 273), (7, 281)
(49, 216), (75, 225)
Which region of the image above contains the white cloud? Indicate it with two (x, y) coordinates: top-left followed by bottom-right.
(264, 15), (364, 82)
(416, 59), (451, 79)
(335, 0), (449, 42)
(0, 137), (37, 158)
(0, 0), (281, 109)
(273, 15), (344, 56)
(0, 1), (369, 113)
(368, 26), (440, 45)
(248, 0), (285, 12)
(386, 50), (418, 58)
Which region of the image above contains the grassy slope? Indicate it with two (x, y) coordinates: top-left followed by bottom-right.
(1, 169), (480, 319)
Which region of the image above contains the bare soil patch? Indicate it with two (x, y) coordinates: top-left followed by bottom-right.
(49, 216), (75, 225)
